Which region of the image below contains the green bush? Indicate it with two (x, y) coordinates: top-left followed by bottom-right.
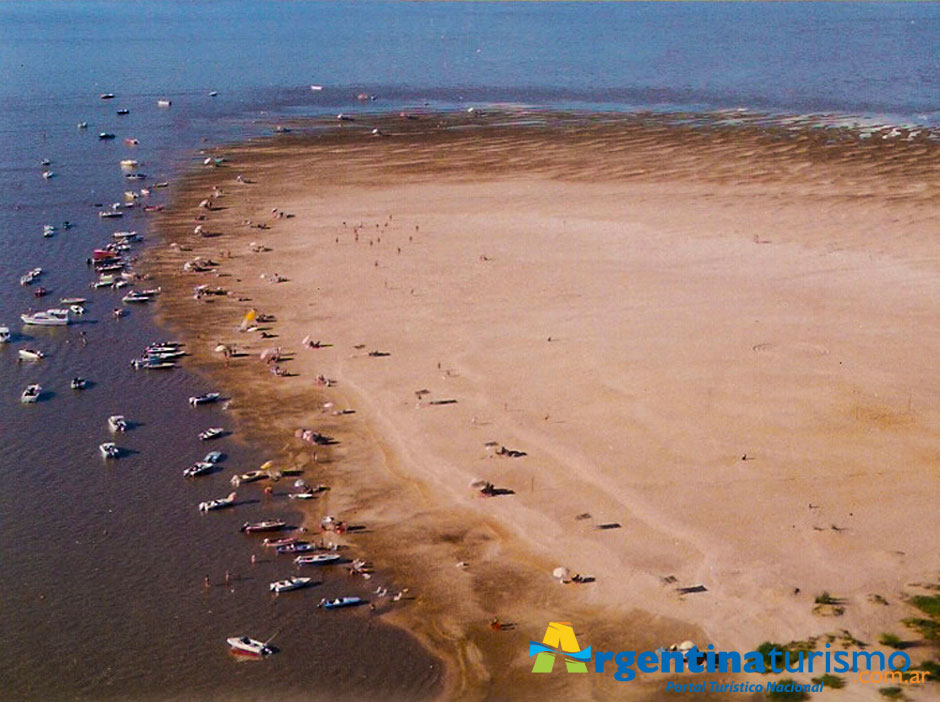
(878, 687), (903, 699)
(811, 673), (845, 689)
(879, 632), (905, 649)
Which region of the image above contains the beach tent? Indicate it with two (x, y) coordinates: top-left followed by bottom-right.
(552, 566), (570, 581)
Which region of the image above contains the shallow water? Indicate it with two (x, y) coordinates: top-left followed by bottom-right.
(1, 2), (939, 699)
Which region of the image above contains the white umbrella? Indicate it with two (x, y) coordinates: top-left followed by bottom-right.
(552, 567), (570, 581)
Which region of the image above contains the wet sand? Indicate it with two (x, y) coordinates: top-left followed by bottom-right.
(149, 111), (940, 701)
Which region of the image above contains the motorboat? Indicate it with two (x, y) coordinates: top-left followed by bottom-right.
(189, 392), (220, 406)
(70, 377), (88, 390)
(203, 451), (224, 463)
(21, 309), (70, 326)
(21, 384), (41, 403)
(183, 461), (214, 478)
(98, 210), (123, 218)
(209, 91), (218, 97)
(0, 326), (11, 343)
(240, 520), (286, 533)
(130, 358), (176, 370)
(69, 305), (85, 316)
(18, 348), (44, 361)
(317, 596), (362, 609)
(93, 275), (117, 288)
(100, 93), (115, 100)
(146, 349), (184, 361)
(232, 470), (266, 484)
(34, 287), (48, 297)
(294, 553), (341, 567)
(42, 171), (54, 179)
(99, 442), (120, 459)
(124, 172), (146, 180)
(77, 122), (88, 129)
(199, 491), (236, 512)
(60, 297), (87, 305)
(154, 181), (169, 188)
(122, 291), (152, 304)
(157, 99), (172, 107)
(261, 536), (297, 549)
(226, 636), (273, 658)
(119, 159), (139, 168)
(116, 108), (129, 115)
(199, 427), (225, 441)
(108, 415), (128, 432)
(275, 542), (314, 555)
(112, 231), (139, 241)
(289, 491), (316, 500)
(269, 576), (312, 594)
(124, 138), (139, 146)
(98, 132), (116, 140)
(42, 224), (56, 237)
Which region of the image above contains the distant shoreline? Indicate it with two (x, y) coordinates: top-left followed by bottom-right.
(148, 109), (940, 701)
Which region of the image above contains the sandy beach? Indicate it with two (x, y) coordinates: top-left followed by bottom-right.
(149, 112), (940, 701)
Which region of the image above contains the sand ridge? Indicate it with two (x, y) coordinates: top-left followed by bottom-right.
(148, 111), (940, 701)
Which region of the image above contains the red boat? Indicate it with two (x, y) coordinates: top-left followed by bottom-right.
(240, 520), (286, 534)
(92, 249), (117, 261)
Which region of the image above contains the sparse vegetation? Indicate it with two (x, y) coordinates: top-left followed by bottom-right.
(816, 591), (839, 605)
(910, 594), (940, 619)
(878, 686), (904, 699)
(870, 594), (889, 605)
(811, 673), (845, 689)
(903, 617), (940, 641)
(879, 632), (906, 649)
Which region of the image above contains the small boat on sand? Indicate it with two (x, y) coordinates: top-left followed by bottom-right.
(199, 427), (225, 441)
(317, 596), (362, 609)
(183, 461), (214, 478)
(18, 348), (44, 361)
(189, 392), (220, 406)
(99, 442), (120, 459)
(226, 636), (273, 658)
(199, 491), (237, 512)
(240, 520), (286, 534)
(21, 309), (70, 326)
(70, 377), (88, 390)
(269, 576), (312, 593)
(275, 542), (314, 555)
(108, 415), (128, 432)
(295, 553), (341, 566)
(21, 384), (41, 403)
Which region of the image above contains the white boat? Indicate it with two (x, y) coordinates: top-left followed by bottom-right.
(77, 121), (88, 129)
(199, 427), (225, 441)
(317, 596), (363, 609)
(42, 171), (54, 179)
(240, 520), (286, 533)
(226, 636), (273, 658)
(98, 210), (123, 219)
(209, 91), (218, 97)
(189, 392), (220, 406)
(199, 491), (236, 512)
(18, 348), (44, 361)
(99, 442), (120, 459)
(183, 461), (214, 478)
(157, 99), (172, 107)
(21, 384), (41, 403)
(294, 554), (341, 566)
(21, 309), (70, 326)
(112, 231), (139, 241)
(122, 291), (152, 304)
(269, 576), (313, 593)
(119, 159), (139, 168)
(60, 297), (87, 305)
(0, 326), (11, 343)
(70, 377), (88, 390)
(108, 415), (128, 432)
(289, 491), (316, 500)
(70, 305), (85, 316)
(100, 93), (115, 100)
(130, 358), (176, 370)
(203, 450), (224, 463)
(93, 275), (116, 288)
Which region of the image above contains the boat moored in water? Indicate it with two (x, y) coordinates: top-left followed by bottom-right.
(269, 576), (312, 593)
(199, 427), (225, 441)
(275, 541), (314, 555)
(294, 553), (342, 566)
(240, 520), (286, 533)
(0, 326), (11, 343)
(183, 461), (215, 478)
(20, 384), (41, 403)
(226, 636), (273, 658)
(108, 415), (128, 432)
(70, 377), (88, 390)
(189, 392), (220, 406)
(317, 596), (363, 609)
(21, 309), (70, 326)
(18, 348), (44, 361)
(99, 442), (120, 459)
(199, 491), (237, 512)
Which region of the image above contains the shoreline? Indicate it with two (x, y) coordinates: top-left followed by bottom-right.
(148, 110), (940, 701)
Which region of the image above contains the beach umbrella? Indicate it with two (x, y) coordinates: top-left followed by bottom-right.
(552, 567), (570, 581)
(678, 641), (695, 653)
